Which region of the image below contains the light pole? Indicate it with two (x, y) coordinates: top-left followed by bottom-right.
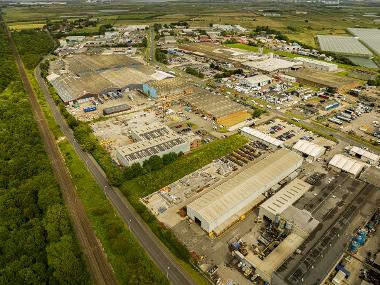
(166, 266), (170, 279)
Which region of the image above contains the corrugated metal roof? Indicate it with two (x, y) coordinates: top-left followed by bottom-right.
(187, 149), (303, 229)
(260, 178), (311, 216)
(293, 139), (325, 158)
(329, 154), (366, 176)
(241, 127), (283, 147)
(350, 146), (380, 162)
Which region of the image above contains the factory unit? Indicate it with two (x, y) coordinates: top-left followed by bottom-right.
(258, 179), (312, 222)
(186, 149), (303, 235)
(235, 179), (318, 283)
(329, 154), (367, 177)
(116, 123), (190, 166)
(143, 78), (192, 98)
(103, 103), (131, 116)
(242, 55), (301, 74)
(346, 146), (380, 166)
(295, 57), (338, 72)
(292, 139), (326, 162)
(242, 74), (272, 88)
(240, 127), (284, 149)
(182, 91), (251, 128)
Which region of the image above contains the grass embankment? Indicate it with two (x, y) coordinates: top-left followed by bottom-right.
(226, 43), (300, 58)
(58, 140), (169, 285)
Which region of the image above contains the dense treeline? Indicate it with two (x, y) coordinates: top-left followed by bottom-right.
(0, 26), (88, 284)
(0, 30), (16, 92)
(12, 29), (55, 69)
(185, 66), (205, 78)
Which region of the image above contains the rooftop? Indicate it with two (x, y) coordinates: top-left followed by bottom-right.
(349, 146), (380, 162)
(241, 127), (284, 147)
(294, 57), (337, 68)
(260, 178), (312, 217)
(292, 139), (326, 158)
(187, 149), (303, 229)
(242, 57), (300, 72)
(244, 74), (272, 85)
(329, 154), (366, 176)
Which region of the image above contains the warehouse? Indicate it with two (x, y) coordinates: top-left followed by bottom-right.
(182, 91), (251, 128)
(116, 123), (190, 166)
(240, 127), (284, 149)
(292, 139), (326, 162)
(186, 149), (303, 235)
(258, 178), (312, 222)
(329, 154), (366, 177)
(143, 78), (192, 98)
(295, 57), (338, 72)
(242, 74), (272, 88)
(242, 56), (301, 73)
(346, 146), (380, 165)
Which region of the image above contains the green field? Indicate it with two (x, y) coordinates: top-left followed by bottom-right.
(3, 3), (380, 47)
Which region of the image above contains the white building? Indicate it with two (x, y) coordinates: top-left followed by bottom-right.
(243, 74), (272, 88)
(292, 139), (326, 162)
(295, 57), (338, 72)
(116, 123), (190, 167)
(347, 146), (380, 166)
(243, 55), (301, 73)
(258, 178), (312, 222)
(187, 149), (303, 235)
(240, 127), (283, 149)
(329, 154), (366, 177)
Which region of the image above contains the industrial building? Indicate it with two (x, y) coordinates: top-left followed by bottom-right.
(295, 57), (338, 72)
(186, 149), (303, 235)
(242, 56), (301, 73)
(116, 123), (190, 166)
(292, 139), (326, 162)
(182, 91), (251, 128)
(329, 154), (366, 177)
(258, 179), (312, 222)
(346, 146), (380, 165)
(142, 77), (192, 98)
(242, 74), (272, 88)
(48, 54), (168, 104)
(240, 127), (284, 149)
(235, 179), (318, 283)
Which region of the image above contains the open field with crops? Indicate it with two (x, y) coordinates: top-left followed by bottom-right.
(3, 2), (380, 45)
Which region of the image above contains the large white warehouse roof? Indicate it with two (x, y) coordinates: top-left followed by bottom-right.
(187, 149), (303, 233)
(241, 127), (284, 147)
(329, 154), (366, 176)
(293, 139), (326, 158)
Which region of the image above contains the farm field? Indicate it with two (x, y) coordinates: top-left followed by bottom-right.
(3, 3), (380, 46)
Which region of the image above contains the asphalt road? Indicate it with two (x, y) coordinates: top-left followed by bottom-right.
(34, 66), (195, 285)
(2, 18), (118, 285)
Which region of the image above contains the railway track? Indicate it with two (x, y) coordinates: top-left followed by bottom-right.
(1, 18), (118, 285)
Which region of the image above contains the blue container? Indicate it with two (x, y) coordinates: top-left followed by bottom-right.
(84, 106), (97, 113)
(350, 240), (359, 252)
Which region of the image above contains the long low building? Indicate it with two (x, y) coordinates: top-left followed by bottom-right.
(259, 178), (312, 222)
(292, 139), (326, 162)
(347, 146), (380, 166)
(241, 127), (284, 149)
(295, 57), (338, 72)
(116, 123), (190, 166)
(187, 149), (303, 235)
(329, 154), (366, 177)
